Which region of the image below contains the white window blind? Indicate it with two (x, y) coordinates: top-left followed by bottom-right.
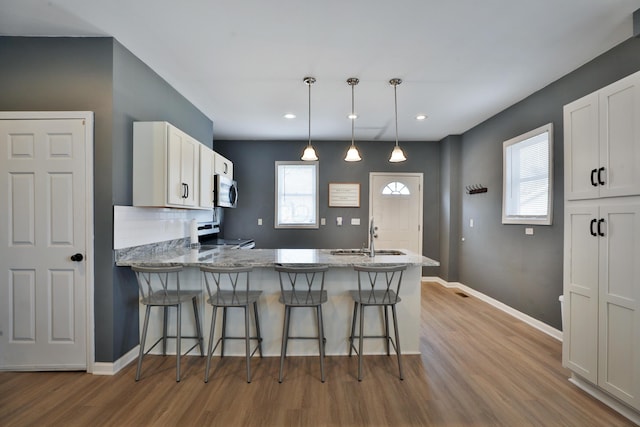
(502, 123), (553, 225)
(275, 161), (318, 228)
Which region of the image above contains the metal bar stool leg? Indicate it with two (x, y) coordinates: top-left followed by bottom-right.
(253, 301), (263, 357)
(391, 304), (404, 380)
(349, 302), (358, 357)
(192, 297), (204, 356)
(220, 307), (227, 358)
(204, 306), (218, 383)
(176, 304), (182, 382)
(244, 306), (252, 383)
(136, 305), (152, 381)
(317, 305), (325, 382)
(358, 304), (365, 382)
(318, 304), (326, 357)
(279, 305), (291, 383)
(162, 306), (168, 356)
(384, 305), (390, 356)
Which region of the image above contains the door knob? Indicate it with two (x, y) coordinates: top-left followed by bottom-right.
(70, 253), (84, 262)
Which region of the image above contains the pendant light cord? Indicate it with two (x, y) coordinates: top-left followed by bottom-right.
(351, 82), (355, 146)
(394, 81), (399, 147)
(308, 79), (312, 147)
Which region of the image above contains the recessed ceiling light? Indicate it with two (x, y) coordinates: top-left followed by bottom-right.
(348, 114), (358, 119)
(284, 113), (296, 119)
(416, 114), (427, 120)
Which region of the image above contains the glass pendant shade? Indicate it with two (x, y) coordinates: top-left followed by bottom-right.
(388, 78), (407, 163)
(344, 145), (361, 162)
(344, 77), (362, 162)
(301, 145), (318, 161)
(301, 76), (318, 161)
(389, 145), (407, 162)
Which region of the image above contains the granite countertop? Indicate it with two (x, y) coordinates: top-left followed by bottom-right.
(115, 244), (439, 268)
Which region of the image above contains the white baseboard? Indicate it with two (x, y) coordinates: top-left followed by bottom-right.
(422, 276), (563, 342)
(569, 375), (640, 425)
(92, 345), (139, 376)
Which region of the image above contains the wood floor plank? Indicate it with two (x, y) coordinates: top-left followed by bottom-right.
(0, 282), (636, 426)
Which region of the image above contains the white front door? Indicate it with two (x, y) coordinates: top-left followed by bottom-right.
(369, 173), (423, 254)
(0, 114), (92, 370)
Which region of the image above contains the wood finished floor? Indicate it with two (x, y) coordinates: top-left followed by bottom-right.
(0, 282), (636, 426)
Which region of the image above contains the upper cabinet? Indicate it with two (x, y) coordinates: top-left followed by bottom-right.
(199, 145), (215, 209)
(133, 121), (201, 209)
(564, 71), (640, 201)
(214, 151), (233, 179)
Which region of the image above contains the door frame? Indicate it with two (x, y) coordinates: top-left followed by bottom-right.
(0, 111), (95, 372)
(369, 172), (424, 255)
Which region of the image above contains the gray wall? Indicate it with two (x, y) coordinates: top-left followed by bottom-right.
(439, 135), (462, 282)
(214, 139), (441, 275)
(458, 37), (640, 330)
(0, 36), (213, 362)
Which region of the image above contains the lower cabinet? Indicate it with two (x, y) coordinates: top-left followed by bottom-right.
(563, 200), (640, 410)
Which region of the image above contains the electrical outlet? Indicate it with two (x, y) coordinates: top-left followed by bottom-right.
(470, 218), (474, 228)
(257, 218), (262, 226)
(351, 218), (360, 225)
(525, 227), (534, 235)
(336, 217), (342, 226)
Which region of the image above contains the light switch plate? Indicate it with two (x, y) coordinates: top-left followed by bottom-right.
(321, 218), (326, 226)
(336, 217), (342, 226)
(257, 218), (262, 226)
(351, 218), (360, 225)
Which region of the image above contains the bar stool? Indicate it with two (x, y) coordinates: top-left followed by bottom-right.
(200, 266), (263, 383)
(348, 264), (407, 381)
(131, 265), (204, 382)
(275, 264), (329, 383)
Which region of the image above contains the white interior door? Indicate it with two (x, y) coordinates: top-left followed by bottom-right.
(0, 114), (91, 370)
(369, 173), (423, 254)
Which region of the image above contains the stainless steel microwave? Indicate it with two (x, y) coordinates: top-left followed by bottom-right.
(214, 174), (238, 208)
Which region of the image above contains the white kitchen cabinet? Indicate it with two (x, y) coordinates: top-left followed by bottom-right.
(564, 70), (640, 201)
(563, 71), (640, 414)
(214, 151), (233, 179)
(133, 121), (200, 208)
(199, 145), (215, 209)
(564, 202), (640, 408)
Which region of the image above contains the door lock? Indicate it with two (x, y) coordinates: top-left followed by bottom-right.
(70, 253), (84, 262)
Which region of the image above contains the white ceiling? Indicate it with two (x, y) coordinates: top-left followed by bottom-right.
(2, 0), (640, 142)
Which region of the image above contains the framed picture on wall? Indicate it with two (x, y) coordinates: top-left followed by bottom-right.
(328, 182), (360, 207)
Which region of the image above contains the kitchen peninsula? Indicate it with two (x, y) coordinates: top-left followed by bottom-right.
(116, 245), (438, 357)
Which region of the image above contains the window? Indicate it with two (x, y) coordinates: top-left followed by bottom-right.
(382, 181), (410, 195)
(275, 161), (318, 228)
(502, 123), (553, 225)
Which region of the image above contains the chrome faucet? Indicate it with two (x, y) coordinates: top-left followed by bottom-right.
(368, 217), (376, 257)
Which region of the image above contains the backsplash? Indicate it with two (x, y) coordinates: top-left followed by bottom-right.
(113, 205), (213, 249)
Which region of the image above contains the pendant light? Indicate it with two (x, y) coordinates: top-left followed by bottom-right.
(388, 78), (407, 163)
(344, 77), (362, 162)
(301, 76), (318, 161)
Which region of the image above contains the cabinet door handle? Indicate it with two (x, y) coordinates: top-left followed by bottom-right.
(590, 169), (598, 186)
(597, 167), (605, 186)
(590, 218), (597, 236)
(181, 183), (188, 198)
(597, 218), (605, 237)
(185, 184), (189, 199)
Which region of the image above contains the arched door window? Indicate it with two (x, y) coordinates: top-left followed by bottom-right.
(382, 181), (410, 195)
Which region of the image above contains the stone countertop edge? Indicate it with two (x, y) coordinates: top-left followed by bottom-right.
(115, 246), (439, 268)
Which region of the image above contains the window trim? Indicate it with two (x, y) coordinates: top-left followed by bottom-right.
(501, 123), (553, 226)
(275, 161), (319, 229)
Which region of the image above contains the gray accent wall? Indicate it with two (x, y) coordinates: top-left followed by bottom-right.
(457, 37), (640, 330)
(0, 36), (212, 362)
(213, 139), (441, 276)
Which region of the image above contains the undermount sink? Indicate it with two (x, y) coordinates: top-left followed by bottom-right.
(330, 249), (405, 256)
